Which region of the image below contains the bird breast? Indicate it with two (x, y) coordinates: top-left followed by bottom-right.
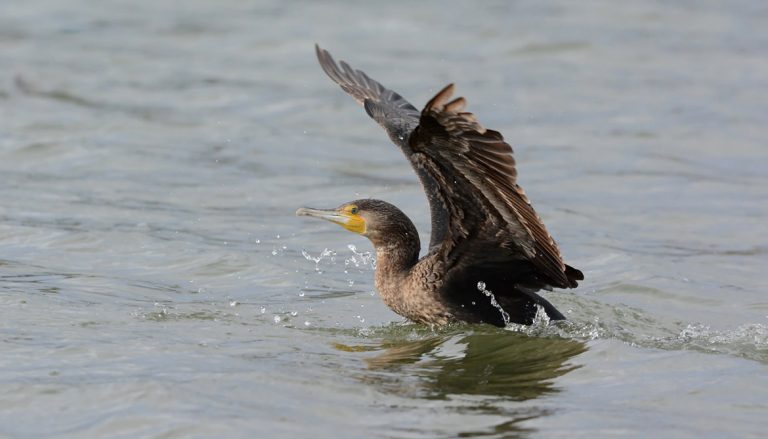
(374, 253), (453, 325)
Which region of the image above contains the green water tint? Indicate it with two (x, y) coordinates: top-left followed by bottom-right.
(335, 328), (586, 400)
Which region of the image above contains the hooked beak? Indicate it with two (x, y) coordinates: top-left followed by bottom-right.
(296, 207), (347, 223)
(296, 207), (366, 234)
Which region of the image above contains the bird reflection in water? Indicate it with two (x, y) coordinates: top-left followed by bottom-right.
(335, 329), (586, 436)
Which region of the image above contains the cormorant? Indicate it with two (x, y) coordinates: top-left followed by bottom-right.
(297, 46), (583, 327)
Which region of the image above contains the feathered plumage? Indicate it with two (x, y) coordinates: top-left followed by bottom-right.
(299, 46), (583, 326)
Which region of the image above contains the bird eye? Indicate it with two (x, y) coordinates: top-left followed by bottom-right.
(350, 206), (359, 214)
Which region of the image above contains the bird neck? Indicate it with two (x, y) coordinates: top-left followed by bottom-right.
(373, 236), (420, 311)
(374, 237), (420, 274)
(370, 222), (421, 277)
(367, 212), (422, 318)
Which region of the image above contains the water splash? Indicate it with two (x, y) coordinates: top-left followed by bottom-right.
(500, 304), (768, 363)
(649, 322), (768, 362)
(477, 281), (511, 326)
(345, 244), (376, 269)
(301, 248), (336, 272)
(565, 316), (608, 340)
(677, 322), (768, 345)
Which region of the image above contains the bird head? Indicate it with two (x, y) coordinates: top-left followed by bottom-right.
(296, 198), (420, 245)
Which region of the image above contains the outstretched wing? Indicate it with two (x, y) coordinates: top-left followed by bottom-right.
(315, 45), (420, 145)
(410, 84), (581, 288)
(315, 45), (451, 245)
(315, 46), (581, 289)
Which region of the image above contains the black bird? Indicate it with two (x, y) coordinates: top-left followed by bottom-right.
(297, 46), (583, 327)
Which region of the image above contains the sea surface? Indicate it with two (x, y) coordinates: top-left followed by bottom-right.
(1, 1), (767, 437)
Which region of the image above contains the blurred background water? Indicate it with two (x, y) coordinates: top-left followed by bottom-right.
(1, 0), (767, 437)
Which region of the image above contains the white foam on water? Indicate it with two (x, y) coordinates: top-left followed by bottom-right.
(650, 322), (768, 361)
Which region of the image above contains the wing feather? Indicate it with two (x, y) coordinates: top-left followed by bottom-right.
(315, 45), (420, 145)
(316, 45), (451, 235)
(412, 84), (580, 288)
(315, 47), (582, 290)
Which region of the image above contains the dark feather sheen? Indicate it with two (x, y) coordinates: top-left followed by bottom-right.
(314, 46), (583, 325)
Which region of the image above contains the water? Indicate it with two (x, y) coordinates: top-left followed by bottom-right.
(1, 0), (767, 437)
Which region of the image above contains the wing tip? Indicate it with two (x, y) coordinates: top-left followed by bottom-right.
(565, 264), (584, 288)
(315, 43), (328, 64)
(315, 44), (353, 89)
(425, 83), (456, 111)
(445, 97), (467, 112)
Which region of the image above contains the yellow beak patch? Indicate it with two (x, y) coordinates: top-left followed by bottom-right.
(296, 206), (367, 235)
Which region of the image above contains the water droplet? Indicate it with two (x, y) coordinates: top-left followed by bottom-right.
(298, 291), (305, 297)
(302, 248), (335, 266)
(479, 284), (511, 326)
(345, 244), (376, 269)
(304, 321), (311, 327)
